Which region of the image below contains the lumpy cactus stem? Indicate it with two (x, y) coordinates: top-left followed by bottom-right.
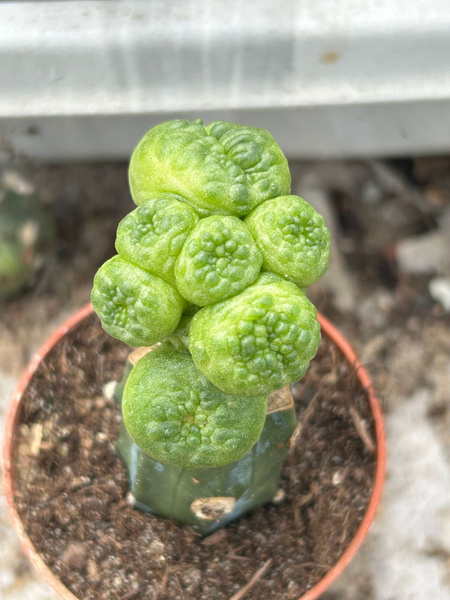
(92, 118), (330, 532)
(114, 348), (297, 534)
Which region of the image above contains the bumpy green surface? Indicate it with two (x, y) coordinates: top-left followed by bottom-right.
(189, 274), (321, 397)
(92, 118), (330, 475)
(115, 197), (199, 286)
(174, 215), (262, 306)
(245, 195), (330, 287)
(122, 344), (268, 468)
(128, 119), (291, 217)
(91, 255), (184, 347)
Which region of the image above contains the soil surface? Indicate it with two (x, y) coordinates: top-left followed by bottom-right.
(13, 314), (375, 600)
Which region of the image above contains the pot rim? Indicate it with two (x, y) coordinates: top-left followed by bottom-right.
(2, 303), (385, 600)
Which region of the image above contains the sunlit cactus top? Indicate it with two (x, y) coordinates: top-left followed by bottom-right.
(128, 119), (291, 217)
(91, 118), (330, 469)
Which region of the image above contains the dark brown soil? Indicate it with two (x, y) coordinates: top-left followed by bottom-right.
(13, 313), (376, 600)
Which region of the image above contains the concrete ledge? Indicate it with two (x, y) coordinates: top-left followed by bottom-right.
(1, 0), (450, 159)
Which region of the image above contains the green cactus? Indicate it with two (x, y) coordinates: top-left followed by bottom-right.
(92, 118), (330, 532)
(128, 119), (291, 217)
(91, 255), (184, 347)
(115, 363), (296, 534)
(189, 273), (321, 397)
(245, 195), (330, 287)
(115, 196), (199, 286)
(0, 188), (55, 299)
(122, 343), (267, 468)
(174, 214), (262, 306)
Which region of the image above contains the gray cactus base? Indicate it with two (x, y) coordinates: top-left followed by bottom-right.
(113, 349), (297, 535)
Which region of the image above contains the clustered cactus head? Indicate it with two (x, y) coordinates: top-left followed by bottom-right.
(122, 343), (267, 469)
(128, 119), (291, 217)
(92, 119), (330, 469)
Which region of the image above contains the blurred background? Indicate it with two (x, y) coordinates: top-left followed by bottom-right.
(0, 2), (449, 599)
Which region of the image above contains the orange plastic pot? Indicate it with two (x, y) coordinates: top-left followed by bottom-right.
(3, 304), (385, 600)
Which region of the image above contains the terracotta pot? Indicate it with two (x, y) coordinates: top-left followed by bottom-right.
(2, 304), (385, 600)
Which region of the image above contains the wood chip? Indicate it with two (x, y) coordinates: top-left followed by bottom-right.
(30, 423), (43, 456)
(174, 574), (185, 600)
(349, 406), (375, 454)
(228, 558), (273, 600)
(201, 528), (227, 546)
(119, 591), (140, 600)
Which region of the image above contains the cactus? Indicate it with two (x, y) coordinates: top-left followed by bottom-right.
(92, 118), (330, 532)
(128, 119), (291, 217)
(0, 188), (55, 299)
(189, 273), (321, 397)
(174, 214), (263, 306)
